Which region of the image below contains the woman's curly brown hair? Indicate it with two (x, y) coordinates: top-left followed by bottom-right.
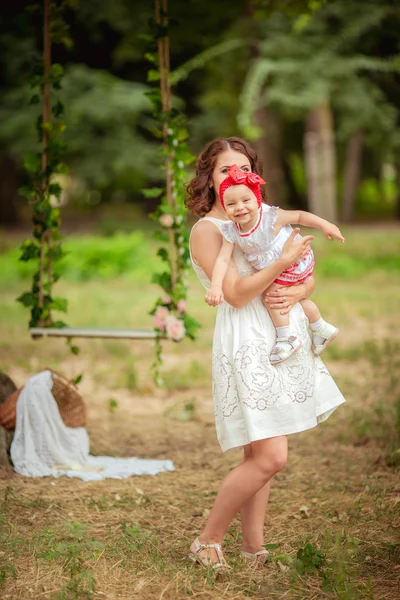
(185, 137), (265, 217)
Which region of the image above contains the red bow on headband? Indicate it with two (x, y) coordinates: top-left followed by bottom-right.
(227, 164), (266, 186)
(219, 164), (266, 210)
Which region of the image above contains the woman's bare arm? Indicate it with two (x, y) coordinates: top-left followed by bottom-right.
(190, 221), (313, 309)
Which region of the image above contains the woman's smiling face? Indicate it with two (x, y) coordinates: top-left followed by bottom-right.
(212, 150), (251, 199)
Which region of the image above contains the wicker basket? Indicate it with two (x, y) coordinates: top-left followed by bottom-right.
(50, 370), (87, 429)
(0, 389), (20, 430)
(0, 372), (17, 467)
(0, 370), (87, 430)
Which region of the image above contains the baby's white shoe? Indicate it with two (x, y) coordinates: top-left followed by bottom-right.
(270, 335), (302, 365)
(312, 322), (339, 356)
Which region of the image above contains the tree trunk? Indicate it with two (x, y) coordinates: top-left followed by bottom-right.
(395, 161), (400, 220)
(304, 100), (337, 221)
(253, 107), (286, 206)
(342, 131), (363, 223)
(0, 155), (19, 226)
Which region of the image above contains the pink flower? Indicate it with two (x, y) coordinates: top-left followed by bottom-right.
(152, 315), (166, 330)
(152, 306), (169, 331)
(155, 306), (169, 319)
(161, 295), (172, 305)
(159, 214), (174, 228)
(177, 299), (187, 313)
(165, 315), (186, 342)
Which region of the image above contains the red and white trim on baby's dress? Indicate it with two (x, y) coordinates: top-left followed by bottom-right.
(235, 204), (263, 237)
(274, 247), (315, 286)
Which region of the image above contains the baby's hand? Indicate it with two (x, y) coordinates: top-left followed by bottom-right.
(323, 222), (345, 243)
(205, 286), (224, 307)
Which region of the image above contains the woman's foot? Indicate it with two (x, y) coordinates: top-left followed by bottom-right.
(241, 549), (270, 564)
(189, 537), (231, 570)
(270, 334), (302, 365)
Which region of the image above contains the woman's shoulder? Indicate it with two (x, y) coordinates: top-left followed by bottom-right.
(191, 216), (226, 237)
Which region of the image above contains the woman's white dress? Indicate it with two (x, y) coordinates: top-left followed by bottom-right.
(190, 216), (345, 452)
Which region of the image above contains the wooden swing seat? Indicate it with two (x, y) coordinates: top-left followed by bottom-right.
(30, 327), (157, 340)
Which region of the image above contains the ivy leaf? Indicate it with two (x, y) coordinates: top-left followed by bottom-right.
(18, 186), (37, 201)
(157, 247), (169, 263)
(144, 52), (157, 64)
(141, 187), (164, 198)
(50, 297), (68, 313)
(19, 240), (40, 261)
(17, 292), (36, 307)
(52, 320), (67, 328)
(47, 63), (64, 86)
(23, 154), (41, 173)
(49, 183), (62, 197)
(147, 69), (160, 82)
(152, 271), (172, 292)
(183, 314), (201, 340)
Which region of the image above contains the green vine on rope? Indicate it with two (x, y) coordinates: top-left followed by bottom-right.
(144, 0), (200, 385)
(17, 0), (78, 354)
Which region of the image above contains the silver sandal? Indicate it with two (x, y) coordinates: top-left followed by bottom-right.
(241, 549), (270, 564)
(189, 537), (231, 570)
(270, 335), (302, 365)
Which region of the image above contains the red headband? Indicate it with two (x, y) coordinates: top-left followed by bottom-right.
(219, 165), (266, 210)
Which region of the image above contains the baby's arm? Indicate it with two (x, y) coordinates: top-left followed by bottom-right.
(275, 209), (345, 242)
(205, 238), (234, 307)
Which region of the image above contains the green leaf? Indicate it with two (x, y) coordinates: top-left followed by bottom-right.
(19, 240), (40, 261)
(23, 154), (41, 173)
(157, 248), (169, 262)
(70, 345), (80, 355)
(50, 297), (68, 313)
(147, 69), (160, 82)
(141, 187), (164, 198)
(144, 52), (157, 64)
(72, 374), (83, 385)
(17, 292), (36, 307)
(49, 183), (62, 197)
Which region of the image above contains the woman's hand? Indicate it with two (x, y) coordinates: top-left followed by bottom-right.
(263, 277), (315, 315)
(281, 228), (314, 267)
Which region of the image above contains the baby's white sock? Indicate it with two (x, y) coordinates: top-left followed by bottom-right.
(275, 325), (294, 352)
(310, 317), (326, 345)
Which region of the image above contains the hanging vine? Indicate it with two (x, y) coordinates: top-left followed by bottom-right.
(17, 0), (77, 352)
(144, 0), (200, 385)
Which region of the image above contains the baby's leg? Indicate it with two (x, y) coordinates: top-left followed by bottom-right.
(300, 298), (339, 356)
(265, 282), (290, 329)
(265, 283), (302, 365)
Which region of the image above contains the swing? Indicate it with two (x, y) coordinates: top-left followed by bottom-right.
(24, 0), (194, 369)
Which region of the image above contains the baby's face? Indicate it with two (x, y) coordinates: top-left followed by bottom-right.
(223, 184), (259, 229)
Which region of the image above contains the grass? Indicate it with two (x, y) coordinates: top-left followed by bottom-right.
(0, 224), (400, 599)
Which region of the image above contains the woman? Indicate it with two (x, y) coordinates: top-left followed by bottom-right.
(186, 137), (345, 569)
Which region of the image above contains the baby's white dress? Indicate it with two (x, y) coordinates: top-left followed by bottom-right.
(190, 215), (345, 452)
(220, 204), (314, 285)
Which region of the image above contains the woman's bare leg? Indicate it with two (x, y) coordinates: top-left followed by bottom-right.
(240, 444), (271, 554)
(195, 436), (287, 562)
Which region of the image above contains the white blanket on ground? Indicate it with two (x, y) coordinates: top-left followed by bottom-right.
(10, 371), (175, 481)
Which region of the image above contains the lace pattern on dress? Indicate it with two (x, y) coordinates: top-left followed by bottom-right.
(212, 327), (332, 420)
